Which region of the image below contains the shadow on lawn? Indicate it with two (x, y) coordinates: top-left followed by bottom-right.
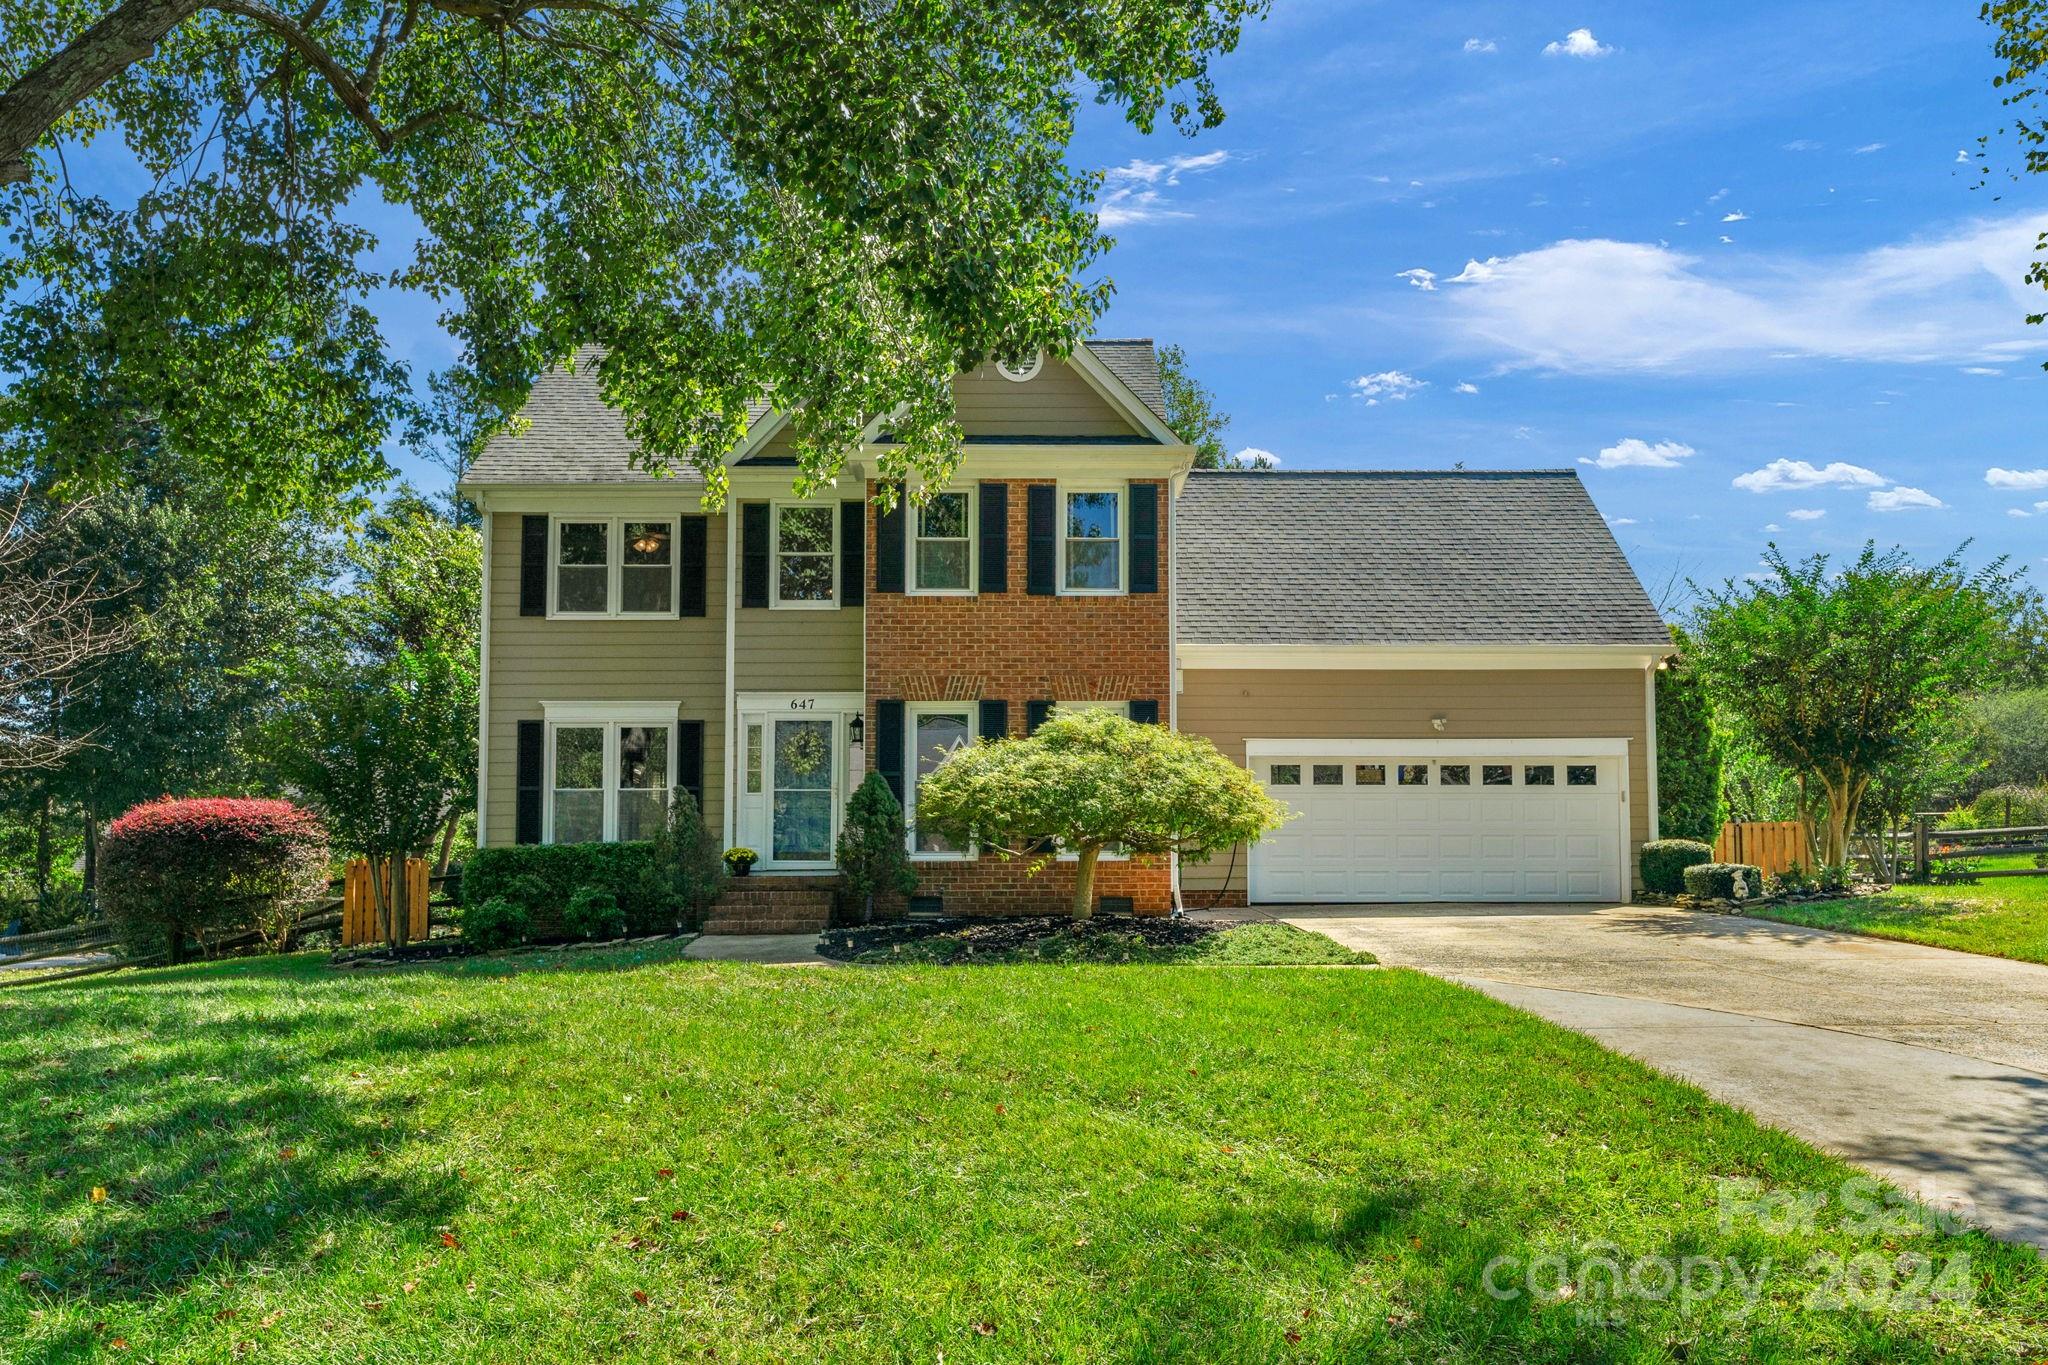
(2, 960), (537, 1313)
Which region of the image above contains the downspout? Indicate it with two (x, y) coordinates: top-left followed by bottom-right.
(1167, 471), (1184, 913)
(476, 504), (493, 849)
(1644, 661), (1661, 843)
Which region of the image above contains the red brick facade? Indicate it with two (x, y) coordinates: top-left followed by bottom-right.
(864, 478), (1175, 916)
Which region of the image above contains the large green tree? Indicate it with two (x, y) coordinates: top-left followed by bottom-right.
(0, 0), (1263, 516)
(1688, 544), (2023, 866)
(1984, 1), (2048, 342)
(1655, 630), (1724, 845)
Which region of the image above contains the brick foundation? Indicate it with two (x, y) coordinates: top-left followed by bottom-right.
(865, 478), (1174, 917)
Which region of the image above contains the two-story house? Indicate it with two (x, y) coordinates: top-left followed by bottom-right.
(462, 341), (1672, 926)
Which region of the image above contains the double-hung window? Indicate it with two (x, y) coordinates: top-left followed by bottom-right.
(1059, 486), (1123, 593)
(546, 717), (676, 843)
(906, 704), (974, 857)
(551, 517), (677, 617)
(911, 490), (974, 594)
(773, 503), (837, 607)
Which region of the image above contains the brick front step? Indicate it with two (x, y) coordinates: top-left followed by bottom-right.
(703, 876), (835, 935)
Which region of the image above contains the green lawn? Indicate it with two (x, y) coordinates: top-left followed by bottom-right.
(4, 946), (2045, 1362)
(828, 919), (1376, 966)
(1742, 875), (2048, 965)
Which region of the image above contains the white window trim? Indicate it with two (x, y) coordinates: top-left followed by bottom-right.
(905, 702), (977, 861)
(771, 500), (840, 610)
(1056, 700), (1129, 861)
(541, 713), (679, 844)
(907, 486), (977, 597)
(547, 515), (681, 620)
(1055, 482), (1128, 597)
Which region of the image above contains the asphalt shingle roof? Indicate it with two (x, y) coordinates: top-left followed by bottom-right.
(464, 340), (1165, 486)
(1176, 470), (1671, 647)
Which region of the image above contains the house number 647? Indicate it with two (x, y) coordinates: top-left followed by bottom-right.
(788, 698), (817, 710)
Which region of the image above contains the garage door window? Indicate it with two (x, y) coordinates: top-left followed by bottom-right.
(1398, 764), (1430, 786)
(1355, 764), (1386, 786)
(1270, 763), (1300, 786)
(1440, 764), (1471, 786)
(1483, 764), (1512, 786)
(1312, 764), (1344, 786)
(1524, 764), (1556, 786)
(1568, 764), (1598, 786)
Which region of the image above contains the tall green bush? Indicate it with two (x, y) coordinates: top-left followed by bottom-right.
(1656, 636), (1725, 844)
(648, 795), (726, 929)
(1640, 839), (1714, 895)
(836, 773), (917, 925)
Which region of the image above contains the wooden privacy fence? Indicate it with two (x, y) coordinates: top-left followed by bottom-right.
(1714, 820), (1812, 878)
(342, 857), (430, 947)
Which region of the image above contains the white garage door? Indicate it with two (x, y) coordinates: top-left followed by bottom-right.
(1249, 746), (1627, 904)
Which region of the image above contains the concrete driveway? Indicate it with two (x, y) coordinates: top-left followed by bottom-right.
(1281, 903), (2048, 1250)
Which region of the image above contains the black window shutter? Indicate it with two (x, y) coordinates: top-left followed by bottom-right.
(676, 720), (704, 810)
(515, 720), (544, 844)
(740, 503), (770, 608)
(874, 701), (905, 804)
(1129, 699), (1160, 726)
(1025, 700), (1053, 734)
(978, 482), (1008, 593)
(520, 515), (549, 616)
(1025, 484), (1056, 596)
(677, 516), (708, 617)
(1129, 483), (1159, 594)
(874, 486), (906, 594)
(840, 500), (866, 606)
(978, 699), (1009, 742)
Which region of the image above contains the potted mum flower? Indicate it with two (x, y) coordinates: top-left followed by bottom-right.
(723, 847), (759, 877)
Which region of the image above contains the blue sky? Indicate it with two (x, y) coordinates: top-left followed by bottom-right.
(1060, 0), (2048, 603)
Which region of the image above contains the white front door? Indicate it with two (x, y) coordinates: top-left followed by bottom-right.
(1248, 745), (1629, 904)
(737, 707), (850, 869)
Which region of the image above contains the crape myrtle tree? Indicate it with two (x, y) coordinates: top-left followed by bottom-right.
(0, 0), (1266, 518)
(1688, 544), (2023, 867)
(914, 707), (1285, 919)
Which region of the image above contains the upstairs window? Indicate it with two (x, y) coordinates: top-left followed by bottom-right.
(774, 504), (837, 608)
(913, 491), (973, 593)
(552, 517), (678, 618)
(1060, 487), (1123, 593)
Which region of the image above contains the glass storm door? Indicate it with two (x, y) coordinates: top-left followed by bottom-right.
(769, 716), (836, 865)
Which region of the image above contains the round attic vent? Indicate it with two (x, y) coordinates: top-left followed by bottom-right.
(995, 351), (1043, 383)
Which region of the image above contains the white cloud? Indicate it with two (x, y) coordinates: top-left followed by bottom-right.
(1732, 459), (1888, 493)
(1708, 188), (1730, 203)
(1430, 216), (2048, 372)
(1986, 467), (2048, 489)
(1233, 446), (1280, 467)
(1396, 268), (1438, 292)
(1543, 27), (1612, 58)
(1719, 234), (1735, 244)
(1096, 151), (1231, 227)
(2012, 508), (2033, 518)
(1962, 366), (2003, 375)
(1581, 437), (1695, 470)
(1606, 516), (1638, 526)
(1957, 149), (1972, 163)
(1349, 371), (1427, 405)
(1453, 381), (1480, 395)
(1853, 142), (1886, 155)
(1764, 522), (1782, 532)
(1463, 37), (1498, 53)
(1721, 210), (1748, 223)
(1869, 486), (1944, 512)
(1786, 508), (1827, 521)
(2039, 500), (2048, 511)
(1784, 139), (1823, 152)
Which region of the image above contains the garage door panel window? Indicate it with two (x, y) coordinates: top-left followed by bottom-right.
(1567, 764), (1599, 786)
(1398, 764), (1430, 786)
(1355, 763), (1386, 786)
(1270, 763), (1301, 786)
(1482, 764), (1513, 786)
(1524, 764), (1557, 786)
(1312, 764), (1344, 786)
(1440, 764), (1471, 786)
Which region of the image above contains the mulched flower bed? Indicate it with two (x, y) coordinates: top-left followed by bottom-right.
(1633, 885), (1886, 912)
(818, 914), (1219, 962)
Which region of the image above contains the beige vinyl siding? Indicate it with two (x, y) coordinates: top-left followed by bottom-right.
(730, 498), (864, 692)
(1178, 667), (1653, 900)
(952, 358), (1143, 438)
(484, 512), (728, 847)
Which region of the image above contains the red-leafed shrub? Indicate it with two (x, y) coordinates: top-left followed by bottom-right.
(99, 798), (330, 961)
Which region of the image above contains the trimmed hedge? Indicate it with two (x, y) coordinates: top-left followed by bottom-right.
(1683, 862), (1764, 900)
(1640, 839), (1714, 894)
(99, 797), (329, 961)
(462, 842), (673, 937)
(459, 896), (530, 950)
(563, 885), (627, 940)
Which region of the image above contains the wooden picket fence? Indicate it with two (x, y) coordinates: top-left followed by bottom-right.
(341, 857), (431, 947)
(1714, 820), (1812, 879)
